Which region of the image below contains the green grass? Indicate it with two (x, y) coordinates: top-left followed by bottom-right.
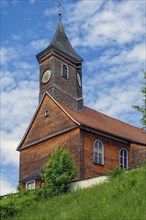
(2, 166), (146, 220)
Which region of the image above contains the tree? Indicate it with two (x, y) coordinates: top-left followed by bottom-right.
(132, 69), (146, 130)
(42, 147), (78, 196)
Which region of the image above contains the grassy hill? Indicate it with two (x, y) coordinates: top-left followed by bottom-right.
(2, 166), (146, 220)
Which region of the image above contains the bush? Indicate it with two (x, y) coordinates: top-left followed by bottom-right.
(108, 168), (123, 180)
(42, 147), (78, 196)
(0, 189), (39, 219)
(0, 194), (21, 220)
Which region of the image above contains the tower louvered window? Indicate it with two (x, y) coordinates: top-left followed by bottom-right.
(61, 64), (69, 79)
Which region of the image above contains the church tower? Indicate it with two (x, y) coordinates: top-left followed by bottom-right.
(36, 15), (84, 112)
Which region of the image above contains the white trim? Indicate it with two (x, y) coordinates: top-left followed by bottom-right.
(26, 180), (35, 190)
(119, 148), (128, 169)
(17, 92), (80, 151)
(93, 140), (104, 165)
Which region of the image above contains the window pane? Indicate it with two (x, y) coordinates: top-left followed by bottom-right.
(99, 153), (102, 157)
(98, 148), (102, 154)
(94, 156), (98, 163)
(99, 157), (102, 164)
(27, 181), (35, 190)
(120, 148), (128, 169)
(95, 141), (98, 148)
(99, 142), (102, 148)
(120, 157), (123, 164)
(124, 150), (127, 157)
(124, 158), (127, 166)
(93, 140), (104, 165)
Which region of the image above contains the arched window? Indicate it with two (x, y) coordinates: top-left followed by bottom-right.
(93, 140), (104, 165)
(120, 148), (128, 169)
(61, 64), (69, 79)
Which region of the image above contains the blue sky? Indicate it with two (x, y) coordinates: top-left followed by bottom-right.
(1, 0), (145, 195)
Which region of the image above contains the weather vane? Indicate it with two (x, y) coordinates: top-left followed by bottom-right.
(58, 0), (61, 18)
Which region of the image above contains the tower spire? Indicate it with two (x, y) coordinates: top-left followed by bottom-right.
(58, 0), (61, 19)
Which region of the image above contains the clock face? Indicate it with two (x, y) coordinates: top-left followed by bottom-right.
(77, 72), (82, 87)
(42, 69), (51, 84)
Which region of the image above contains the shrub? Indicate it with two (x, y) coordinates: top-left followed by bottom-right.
(0, 189), (38, 219)
(42, 147), (78, 196)
(108, 168), (123, 180)
(0, 196), (20, 219)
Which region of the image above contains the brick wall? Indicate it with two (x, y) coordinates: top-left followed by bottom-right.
(82, 131), (130, 178)
(129, 143), (146, 167)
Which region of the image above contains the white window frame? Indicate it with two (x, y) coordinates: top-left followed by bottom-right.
(120, 148), (128, 170)
(26, 180), (35, 190)
(93, 140), (104, 165)
(61, 64), (69, 79)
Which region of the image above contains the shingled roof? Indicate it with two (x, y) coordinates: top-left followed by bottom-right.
(58, 101), (146, 145)
(37, 20), (83, 63)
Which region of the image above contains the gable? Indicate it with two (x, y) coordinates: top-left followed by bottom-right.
(17, 93), (79, 150)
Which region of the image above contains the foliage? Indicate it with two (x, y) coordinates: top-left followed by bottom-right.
(4, 165), (146, 220)
(107, 167), (123, 180)
(132, 69), (146, 129)
(41, 147), (78, 196)
(0, 198), (19, 219)
(0, 189), (41, 219)
(0, 148), (78, 219)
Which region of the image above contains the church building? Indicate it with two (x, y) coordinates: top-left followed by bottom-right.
(17, 14), (146, 190)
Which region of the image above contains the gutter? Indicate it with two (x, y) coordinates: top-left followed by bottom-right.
(79, 125), (146, 146)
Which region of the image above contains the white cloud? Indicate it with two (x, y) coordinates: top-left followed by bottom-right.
(0, 178), (16, 196)
(43, 7), (57, 17)
(14, 61), (35, 70)
(1, 80), (38, 129)
(1, 132), (19, 167)
(1, 79), (38, 166)
(30, 0), (36, 3)
(65, 0), (145, 48)
(126, 43), (145, 63)
(12, 0), (19, 5)
(83, 41), (144, 127)
(65, 1), (103, 23)
(11, 34), (22, 41)
(105, 43), (145, 66)
(0, 47), (18, 65)
(86, 82), (142, 127)
(0, 70), (16, 91)
(30, 39), (49, 51)
(0, 0), (8, 7)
